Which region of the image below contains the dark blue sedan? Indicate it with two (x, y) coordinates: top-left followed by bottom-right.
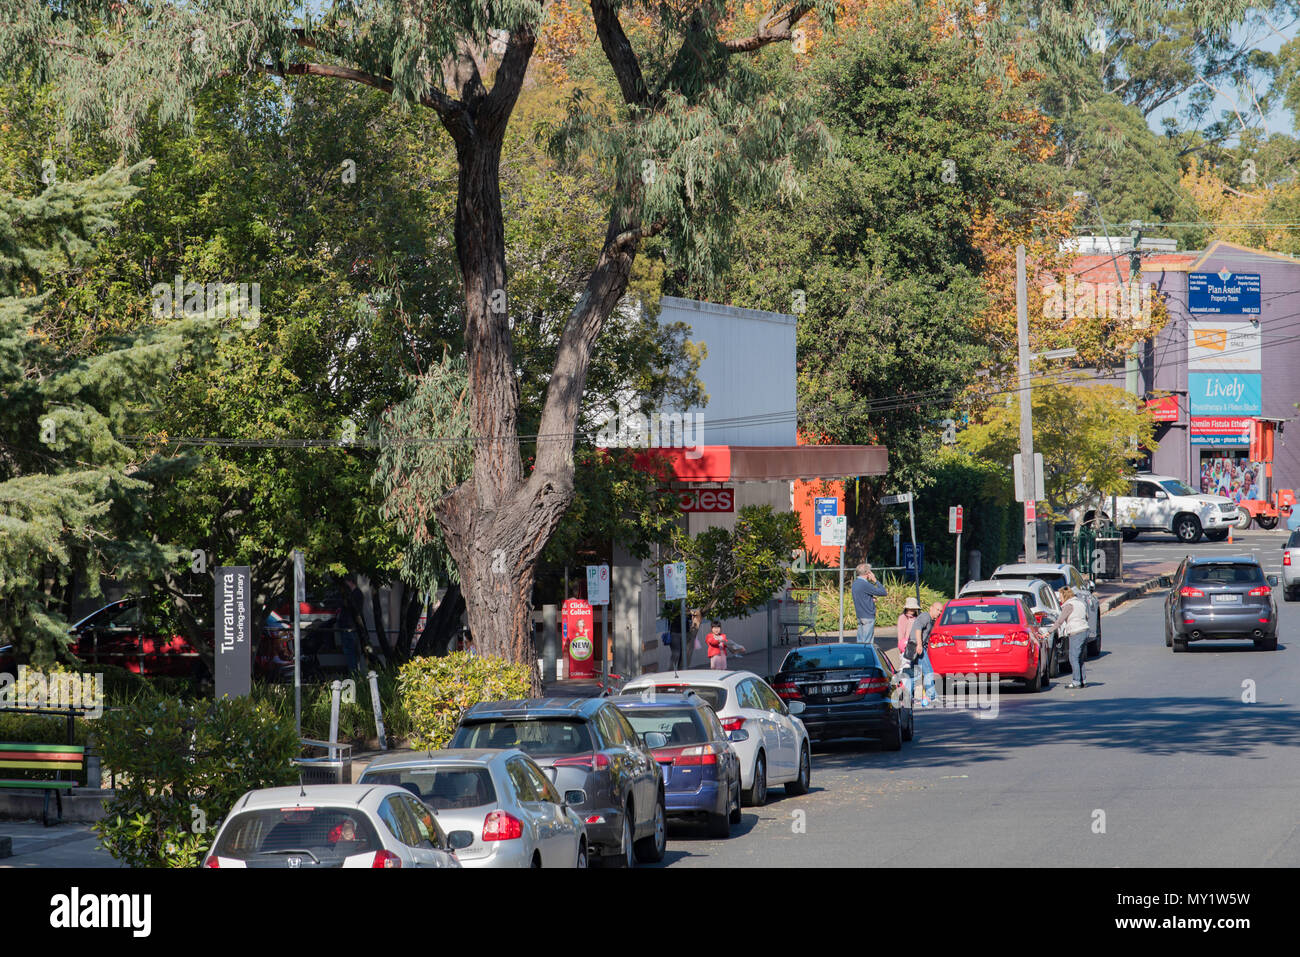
(609, 693), (743, 838)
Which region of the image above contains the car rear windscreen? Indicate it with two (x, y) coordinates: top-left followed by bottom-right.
(781, 645), (880, 672)
(619, 707), (707, 746)
(941, 604), (1022, 625)
(211, 807), (383, 862)
(1288, 529), (1300, 548)
(361, 767), (496, 809)
(994, 572), (1066, 589)
(450, 719), (593, 757)
(1188, 563), (1265, 585)
(644, 684), (727, 711)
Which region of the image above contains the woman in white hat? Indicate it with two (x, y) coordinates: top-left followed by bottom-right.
(896, 596), (921, 660)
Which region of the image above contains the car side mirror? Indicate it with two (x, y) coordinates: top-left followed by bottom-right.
(447, 830), (474, 852)
(563, 789), (587, 808)
(1155, 491), (1168, 500)
(642, 731), (668, 749)
(1267, 574), (1279, 587)
(727, 729), (750, 743)
(786, 700), (806, 716)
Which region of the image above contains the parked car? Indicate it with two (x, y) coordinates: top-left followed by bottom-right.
(960, 578), (1065, 676)
(768, 642), (913, 750)
(609, 693), (743, 838)
(991, 562), (1102, 656)
(619, 670), (811, 807)
(358, 749), (588, 867)
(447, 697), (666, 867)
(1079, 474), (1236, 543)
(68, 598), (203, 679)
(928, 596), (1052, 692)
(203, 784), (464, 868)
(1163, 556), (1280, 651)
(1282, 528), (1300, 602)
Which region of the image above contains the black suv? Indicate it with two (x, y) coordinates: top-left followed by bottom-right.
(1164, 556), (1280, 651)
(449, 698), (666, 867)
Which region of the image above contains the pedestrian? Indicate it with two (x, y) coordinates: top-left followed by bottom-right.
(667, 606), (684, 669)
(338, 579), (365, 674)
(851, 562), (888, 644)
(896, 596), (920, 656)
(707, 620), (742, 671)
(1054, 586), (1091, 688)
(901, 600), (942, 708)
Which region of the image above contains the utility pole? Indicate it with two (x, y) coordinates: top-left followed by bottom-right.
(1017, 244), (1036, 562)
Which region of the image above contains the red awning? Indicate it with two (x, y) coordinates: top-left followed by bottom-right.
(633, 445), (888, 483)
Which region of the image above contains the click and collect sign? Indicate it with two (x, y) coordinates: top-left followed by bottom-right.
(1188, 271), (1260, 315)
(1189, 373), (1262, 416)
(215, 565), (252, 699)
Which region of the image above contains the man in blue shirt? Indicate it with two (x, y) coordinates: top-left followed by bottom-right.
(851, 563), (888, 644)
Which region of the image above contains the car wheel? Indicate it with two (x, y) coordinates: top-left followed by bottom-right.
(881, 716), (903, 751)
(1204, 529), (1229, 542)
(1164, 618), (1173, 647)
(729, 775), (742, 824)
(531, 852), (542, 868)
(1174, 514), (1203, 544)
(611, 806), (636, 868)
(1025, 660), (1042, 693)
(576, 840), (588, 869)
(1121, 528), (1139, 542)
(1235, 507), (1253, 530)
(1258, 515), (1279, 530)
(1286, 586), (1298, 603)
(1087, 633), (1101, 658)
(707, 800), (732, 838)
(1172, 635), (1188, 653)
(744, 752), (768, 806)
(634, 794), (666, 863)
(786, 744), (811, 795)
(1256, 635), (1278, 651)
(901, 706), (914, 742)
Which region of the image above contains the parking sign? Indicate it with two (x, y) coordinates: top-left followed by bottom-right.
(586, 564), (610, 605)
(664, 561), (687, 600)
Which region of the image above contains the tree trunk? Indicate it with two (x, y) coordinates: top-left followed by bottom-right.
(413, 583), (465, 657)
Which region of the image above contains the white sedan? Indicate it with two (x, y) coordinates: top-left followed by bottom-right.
(621, 669), (811, 806)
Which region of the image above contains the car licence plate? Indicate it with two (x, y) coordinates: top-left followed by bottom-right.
(816, 683), (852, 695)
(964, 640), (991, 649)
(1213, 594), (1241, 603)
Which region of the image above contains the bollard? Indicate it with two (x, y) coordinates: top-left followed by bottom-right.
(367, 670), (387, 750)
(329, 680), (342, 761)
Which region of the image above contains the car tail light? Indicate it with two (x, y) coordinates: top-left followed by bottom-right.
(372, 850), (403, 868)
(482, 810), (524, 842)
(1247, 586), (1270, 596)
(720, 716), (746, 733)
(204, 856), (219, 869)
(552, 752), (610, 771)
(1180, 586), (1205, 598)
(1184, 619), (1195, 625)
(1003, 630), (1031, 646)
(853, 675), (889, 696)
(1284, 552), (1292, 566)
(771, 681), (802, 701)
(675, 745), (720, 765)
(1259, 617), (1271, 623)
(930, 629), (954, 647)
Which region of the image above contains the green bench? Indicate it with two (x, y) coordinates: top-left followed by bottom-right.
(0, 743), (86, 826)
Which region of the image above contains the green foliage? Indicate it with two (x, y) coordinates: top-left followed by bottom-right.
(92, 695), (299, 868)
(959, 381), (1157, 524)
(251, 670), (411, 746)
(398, 652), (532, 751)
(813, 574), (947, 634)
(669, 505), (803, 622)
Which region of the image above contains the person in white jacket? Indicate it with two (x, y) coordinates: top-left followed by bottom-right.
(1054, 587), (1091, 688)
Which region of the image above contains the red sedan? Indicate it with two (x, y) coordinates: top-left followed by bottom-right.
(928, 597), (1053, 692)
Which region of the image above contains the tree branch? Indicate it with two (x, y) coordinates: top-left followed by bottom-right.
(721, 3), (812, 52)
(590, 0), (651, 106)
(482, 27), (538, 137)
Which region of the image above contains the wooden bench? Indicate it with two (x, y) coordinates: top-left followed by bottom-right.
(0, 743), (86, 826)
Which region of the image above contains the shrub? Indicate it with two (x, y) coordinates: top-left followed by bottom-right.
(398, 652), (532, 750)
(815, 575), (948, 635)
(92, 696), (299, 868)
(252, 669), (411, 746)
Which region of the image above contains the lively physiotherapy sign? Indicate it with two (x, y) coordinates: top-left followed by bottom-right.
(1188, 373), (1262, 416)
(215, 565), (252, 699)
(1188, 271), (1260, 315)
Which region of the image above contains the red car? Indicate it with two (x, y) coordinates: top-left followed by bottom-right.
(928, 596), (1053, 692)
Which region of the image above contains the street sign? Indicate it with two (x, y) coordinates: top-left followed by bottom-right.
(1013, 453), (1045, 502)
(814, 496), (838, 527)
(215, 566), (252, 700)
(664, 561), (687, 600)
(1025, 500), (1037, 524)
(902, 543), (924, 581)
(820, 514), (847, 547)
(586, 564), (610, 605)
(948, 505), (963, 534)
(881, 492), (913, 506)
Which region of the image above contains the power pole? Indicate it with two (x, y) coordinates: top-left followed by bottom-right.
(1017, 244), (1036, 562)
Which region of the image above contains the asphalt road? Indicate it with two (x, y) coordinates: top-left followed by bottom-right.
(661, 579), (1300, 867)
(1117, 523), (1295, 577)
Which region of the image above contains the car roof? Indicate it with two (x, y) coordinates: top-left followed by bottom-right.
(995, 563), (1071, 574)
(607, 693), (701, 709)
(462, 698), (604, 720)
(963, 578), (1047, 591)
(1135, 473), (1178, 481)
(947, 595), (1023, 606)
(231, 784), (399, 812)
(359, 748), (513, 773)
(624, 669), (755, 687)
(1188, 555), (1259, 565)
(783, 641), (879, 652)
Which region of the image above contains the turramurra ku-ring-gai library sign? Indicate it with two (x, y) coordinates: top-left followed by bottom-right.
(215, 565), (252, 699)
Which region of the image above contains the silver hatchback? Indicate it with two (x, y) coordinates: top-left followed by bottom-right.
(358, 749), (589, 868)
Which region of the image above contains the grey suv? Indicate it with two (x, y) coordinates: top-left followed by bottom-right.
(1164, 556), (1280, 651)
(449, 697), (666, 867)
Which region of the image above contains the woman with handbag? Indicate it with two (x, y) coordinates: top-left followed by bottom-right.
(1054, 587), (1091, 689)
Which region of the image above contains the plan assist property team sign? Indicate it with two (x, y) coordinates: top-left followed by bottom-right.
(1188, 270), (1262, 418)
